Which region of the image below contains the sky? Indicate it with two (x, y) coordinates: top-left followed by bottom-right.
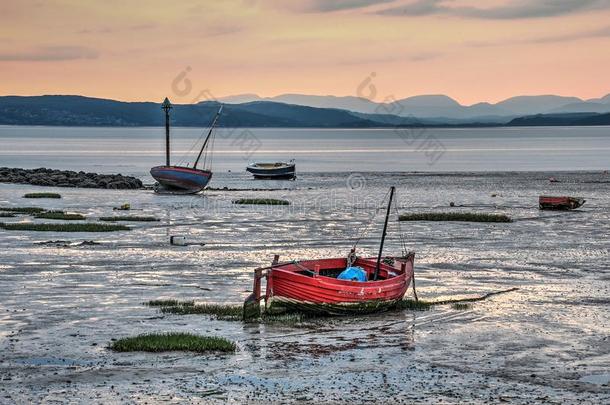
(1, 0), (610, 105)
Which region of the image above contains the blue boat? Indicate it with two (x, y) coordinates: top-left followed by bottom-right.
(246, 160), (296, 180)
(150, 98), (222, 194)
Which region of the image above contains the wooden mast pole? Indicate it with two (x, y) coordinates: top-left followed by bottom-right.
(374, 186), (395, 281)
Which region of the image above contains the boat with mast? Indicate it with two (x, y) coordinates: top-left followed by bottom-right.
(243, 186), (416, 319)
(150, 98), (222, 194)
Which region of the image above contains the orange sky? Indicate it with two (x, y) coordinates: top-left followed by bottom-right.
(1, 0), (610, 105)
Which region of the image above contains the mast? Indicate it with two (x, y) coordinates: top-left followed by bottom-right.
(193, 105), (223, 169)
(162, 97), (172, 166)
(373, 186), (395, 281)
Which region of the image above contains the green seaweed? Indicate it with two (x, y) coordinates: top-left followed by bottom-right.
(0, 212), (16, 218)
(148, 288), (519, 325)
(395, 299), (433, 311)
(160, 303), (243, 320)
(259, 312), (313, 325)
(100, 216), (160, 222)
(146, 299), (194, 307)
(232, 198), (290, 206)
(34, 212), (86, 220)
(399, 212), (512, 223)
(0, 207), (46, 214)
(109, 333), (236, 353)
(452, 302), (472, 310)
(0, 222), (130, 232)
(23, 193), (61, 199)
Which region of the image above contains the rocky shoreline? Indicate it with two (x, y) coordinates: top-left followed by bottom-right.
(0, 167), (143, 189)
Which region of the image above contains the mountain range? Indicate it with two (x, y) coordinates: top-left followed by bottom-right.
(218, 93), (610, 122)
(0, 94), (609, 128)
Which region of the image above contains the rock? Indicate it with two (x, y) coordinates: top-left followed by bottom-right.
(0, 167), (143, 190)
(107, 181), (129, 189)
(78, 180), (98, 188)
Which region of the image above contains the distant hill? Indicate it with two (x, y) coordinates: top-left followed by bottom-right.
(1, 95), (609, 128)
(587, 94), (610, 104)
(495, 95), (582, 115)
(219, 92), (610, 121)
(507, 112), (610, 126)
(0, 95), (384, 128)
(549, 101), (610, 114)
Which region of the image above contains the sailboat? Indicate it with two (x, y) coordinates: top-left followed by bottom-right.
(150, 98), (222, 194)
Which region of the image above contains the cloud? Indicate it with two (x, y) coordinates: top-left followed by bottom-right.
(468, 25), (610, 46)
(332, 51), (443, 66)
(377, 0), (610, 19)
(308, 0), (395, 12)
(0, 46), (99, 61)
(270, 0), (395, 13)
(379, 0), (442, 16)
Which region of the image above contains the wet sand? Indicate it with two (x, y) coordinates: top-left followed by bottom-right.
(1, 171), (609, 404)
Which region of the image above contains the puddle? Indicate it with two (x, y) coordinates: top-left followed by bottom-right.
(580, 373), (610, 385)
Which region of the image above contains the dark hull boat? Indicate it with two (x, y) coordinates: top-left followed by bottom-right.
(539, 196), (585, 210)
(151, 98), (222, 194)
(244, 187), (417, 319)
(150, 166), (212, 193)
(246, 161), (295, 179)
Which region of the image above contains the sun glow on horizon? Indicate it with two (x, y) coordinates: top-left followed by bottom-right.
(1, 0), (609, 105)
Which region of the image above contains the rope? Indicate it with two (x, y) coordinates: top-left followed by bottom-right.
(176, 128), (207, 167)
(351, 187), (392, 251)
(176, 108), (219, 168)
(204, 129), (216, 170)
(210, 130), (216, 169)
(393, 189), (408, 257)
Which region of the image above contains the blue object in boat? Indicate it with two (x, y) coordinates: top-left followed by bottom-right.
(337, 266), (367, 282)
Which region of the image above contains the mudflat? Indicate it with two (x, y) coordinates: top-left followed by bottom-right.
(1, 171), (609, 404)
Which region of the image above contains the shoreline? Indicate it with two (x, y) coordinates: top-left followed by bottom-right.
(1, 123), (610, 129)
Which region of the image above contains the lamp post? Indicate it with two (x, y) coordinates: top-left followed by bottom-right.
(161, 97), (172, 166)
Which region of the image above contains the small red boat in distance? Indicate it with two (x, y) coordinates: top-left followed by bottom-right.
(243, 186), (417, 320)
(539, 196), (585, 210)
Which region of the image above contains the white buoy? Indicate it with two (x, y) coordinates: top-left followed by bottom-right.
(170, 236), (187, 246)
(170, 236), (205, 246)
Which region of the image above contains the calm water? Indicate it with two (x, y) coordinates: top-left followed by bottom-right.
(0, 126), (609, 180)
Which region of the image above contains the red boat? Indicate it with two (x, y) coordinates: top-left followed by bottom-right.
(539, 196), (585, 210)
(243, 187), (417, 319)
(243, 253), (414, 318)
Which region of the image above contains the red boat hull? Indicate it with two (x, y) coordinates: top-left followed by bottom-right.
(265, 256), (414, 314)
(539, 196), (585, 210)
